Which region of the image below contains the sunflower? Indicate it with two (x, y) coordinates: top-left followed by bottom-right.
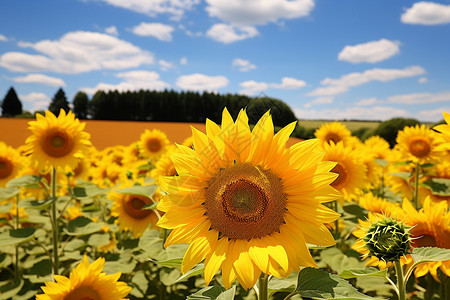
(320, 141), (367, 201)
(25, 109), (91, 173)
(402, 197), (450, 280)
(157, 108), (340, 290)
(139, 129), (170, 162)
(434, 112), (450, 148)
(109, 183), (160, 237)
(358, 192), (404, 219)
(395, 124), (442, 163)
(314, 121), (353, 148)
(0, 142), (25, 187)
(363, 136), (391, 159)
(36, 255), (131, 300)
(151, 152), (177, 184)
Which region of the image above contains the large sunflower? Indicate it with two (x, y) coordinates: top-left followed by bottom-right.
(314, 121), (354, 148)
(395, 124), (442, 163)
(402, 197), (450, 280)
(0, 142), (25, 187)
(25, 109), (91, 173)
(139, 129), (170, 162)
(157, 108), (340, 289)
(36, 255), (131, 300)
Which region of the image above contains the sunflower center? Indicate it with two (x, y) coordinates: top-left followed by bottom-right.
(411, 233), (438, 248)
(409, 137), (431, 158)
(64, 285), (100, 300)
(42, 129), (74, 158)
(324, 132), (341, 144)
(0, 159), (13, 179)
(205, 163), (286, 240)
(330, 163), (347, 189)
(147, 138), (161, 153)
(123, 195), (152, 219)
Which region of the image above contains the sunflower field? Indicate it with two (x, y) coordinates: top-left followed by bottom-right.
(1, 109), (450, 300)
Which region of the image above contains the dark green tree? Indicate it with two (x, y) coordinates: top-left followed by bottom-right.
(246, 96), (297, 127)
(1, 87), (22, 117)
(48, 88), (70, 116)
(72, 91), (89, 119)
(372, 117), (420, 148)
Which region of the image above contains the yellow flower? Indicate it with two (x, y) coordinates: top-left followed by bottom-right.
(363, 135), (391, 159)
(395, 124), (442, 163)
(151, 152), (177, 184)
(314, 121), (353, 148)
(402, 197), (450, 280)
(139, 129), (170, 162)
(25, 109), (91, 173)
(109, 184), (160, 237)
(157, 108), (340, 290)
(358, 192), (404, 219)
(434, 112), (450, 149)
(36, 255), (131, 300)
(0, 142), (25, 187)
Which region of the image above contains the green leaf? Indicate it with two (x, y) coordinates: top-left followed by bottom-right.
(0, 279), (24, 299)
(159, 267), (181, 286)
(19, 199), (53, 210)
(389, 172), (412, 180)
(187, 285), (236, 300)
(268, 271), (297, 294)
(103, 259), (137, 274)
(411, 247), (450, 264)
(0, 227), (36, 246)
(87, 233), (111, 247)
(339, 267), (388, 279)
(296, 267), (375, 300)
(421, 178), (450, 196)
(74, 181), (108, 198)
(176, 263), (205, 283)
(0, 187), (20, 200)
(6, 175), (41, 188)
(374, 159), (388, 168)
(142, 202), (159, 210)
(343, 204), (368, 221)
(66, 217), (103, 236)
(113, 185), (157, 198)
(29, 259), (53, 276)
(73, 187), (87, 197)
(153, 257), (183, 267)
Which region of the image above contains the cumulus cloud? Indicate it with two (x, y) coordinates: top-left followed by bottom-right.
(401, 2), (450, 25)
(355, 97), (379, 106)
(338, 39), (400, 63)
(131, 22), (174, 41)
(272, 77), (307, 89)
(205, 0), (315, 26)
(95, 0), (200, 20)
(176, 73), (229, 92)
(105, 26), (118, 36)
(20, 92), (52, 112)
(418, 77), (428, 83)
(232, 58), (256, 71)
(12, 73), (66, 87)
(386, 91), (450, 104)
(159, 59), (173, 71)
(294, 106), (408, 121)
(0, 31), (154, 74)
(303, 97), (333, 108)
(180, 57), (188, 65)
(239, 77), (306, 95)
(206, 24), (258, 43)
(81, 70), (170, 94)
(417, 107), (450, 122)
(307, 66), (425, 97)
(0, 34), (7, 41)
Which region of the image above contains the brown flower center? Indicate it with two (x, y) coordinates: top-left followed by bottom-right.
(330, 162), (347, 189)
(409, 137), (431, 158)
(324, 132), (341, 144)
(65, 285), (100, 300)
(205, 163), (286, 240)
(123, 195), (152, 219)
(42, 129), (74, 158)
(0, 158), (13, 179)
(147, 138), (162, 153)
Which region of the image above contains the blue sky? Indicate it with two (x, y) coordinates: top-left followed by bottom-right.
(1, 0), (450, 122)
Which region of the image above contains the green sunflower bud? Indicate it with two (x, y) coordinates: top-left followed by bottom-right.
(363, 216), (412, 262)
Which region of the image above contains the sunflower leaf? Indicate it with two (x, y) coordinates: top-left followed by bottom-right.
(411, 247), (450, 264)
(421, 178), (450, 196)
(19, 198), (53, 210)
(153, 257), (183, 267)
(175, 263), (205, 283)
(374, 159), (388, 168)
(6, 175), (41, 189)
(66, 216), (103, 236)
(187, 285), (236, 300)
(113, 185), (157, 198)
(142, 202), (158, 210)
(389, 172), (412, 180)
(339, 267), (388, 279)
(0, 227), (36, 246)
(0, 187), (20, 200)
(296, 267), (375, 299)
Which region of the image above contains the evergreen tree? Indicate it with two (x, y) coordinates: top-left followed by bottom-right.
(48, 88), (70, 116)
(72, 91), (89, 119)
(1, 87), (22, 116)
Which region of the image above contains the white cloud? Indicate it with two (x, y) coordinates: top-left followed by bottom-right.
(206, 24), (258, 43)
(95, 0), (200, 20)
(159, 59), (173, 71)
(338, 39), (400, 64)
(303, 97), (333, 108)
(307, 66), (425, 97)
(0, 31), (154, 74)
(418, 77), (428, 83)
(205, 0), (315, 26)
(232, 58), (256, 71)
(355, 97), (379, 106)
(401, 2), (450, 25)
(417, 107), (450, 122)
(272, 77), (306, 89)
(81, 70), (170, 94)
(12, 73), (66, 87)
(0, 34), (7, 41)
(180, 57), (188, 65)
(105, 26), (118, 36)
(294, 106), (408, 121)
(239, 80), (269, 96)
(131, 23), (174, 41)
(176, 73), (229, 92)
(20, 92), (52, 112)
(386, 91), (450, 104)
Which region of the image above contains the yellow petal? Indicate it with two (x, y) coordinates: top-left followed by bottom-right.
(204, 238), (229, 285)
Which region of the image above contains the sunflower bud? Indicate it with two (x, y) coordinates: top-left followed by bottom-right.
(362, 216), (412, 262)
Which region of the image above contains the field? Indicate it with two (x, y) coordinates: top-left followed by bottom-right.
(299, 120), (381, 131)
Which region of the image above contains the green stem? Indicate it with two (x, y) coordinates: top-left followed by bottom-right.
(424, 273), (434, 300)
(413, 162), (420, 210)
(14, 195), (20, 283)
(394, 260), (406, 300)
(258, 273), (269, 300)
(51, 168), (59, 275)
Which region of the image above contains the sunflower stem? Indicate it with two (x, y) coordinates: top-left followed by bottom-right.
(51, 168), (59, 275)
(413, 162), (420, 210)
(258, 273), (269, 300)
(394, 260), (406, 300)
(14, 194), (20, 283)
(425, 273), (435, 300)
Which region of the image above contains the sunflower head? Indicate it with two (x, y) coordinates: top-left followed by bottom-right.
(362, 215), (412, 262)
(395, 124), (442, 163)
(314, 121), (353, 147)
(139, 129), (170, 162)
(0, 142), (25, 187)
